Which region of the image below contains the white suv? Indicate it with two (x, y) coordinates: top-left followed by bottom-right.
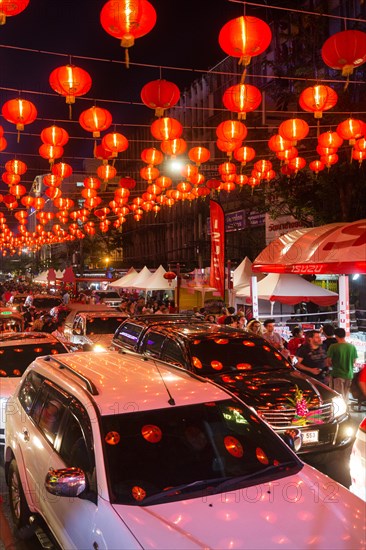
(5, 352), (365, 550)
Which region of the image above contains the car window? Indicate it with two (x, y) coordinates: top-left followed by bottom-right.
(86, 316), (126, 335)
(141, 331), (166, 357)
(32, 385), (68, 446)
(114, 321), (143, 349)
(162, 338), (186, 368)
(0, 341), (68, 377)
(101, 399), (301, 506)
(59, 400), (95, 475)
(33, 298), (62, 309)
(18, 371), (44, 415)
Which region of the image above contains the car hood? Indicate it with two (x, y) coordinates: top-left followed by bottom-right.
(112, 466), (365, 549)
(210, 368), (333, 410)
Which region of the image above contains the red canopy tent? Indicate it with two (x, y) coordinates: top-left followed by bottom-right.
(251, 219), (366, 334)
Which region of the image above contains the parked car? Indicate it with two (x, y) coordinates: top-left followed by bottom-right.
(4, 351), (365, 549)
(349, 416), (366, 501)
(67, 310), (128, 349)
(93, 290), (123, 308)
(63, 304), (119, 340)
(0, 332), (69, 447)
(0, 308), (24, 332)
(112, 319), (353, 457)
(32, 294), (62, 312)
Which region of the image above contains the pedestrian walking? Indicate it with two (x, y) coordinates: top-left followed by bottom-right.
(327, 328), (358, 403)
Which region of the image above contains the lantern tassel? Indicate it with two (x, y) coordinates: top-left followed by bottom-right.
(17, 130), (20, 144)
(68, 103), (73, 120)
(125, 48), (130, 69)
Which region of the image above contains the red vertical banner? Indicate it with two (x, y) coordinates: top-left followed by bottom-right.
(209, 200), (225, 298)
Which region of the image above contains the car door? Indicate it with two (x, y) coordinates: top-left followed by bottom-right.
(18, 381), (68, 515)
(161, 337), (189, 369)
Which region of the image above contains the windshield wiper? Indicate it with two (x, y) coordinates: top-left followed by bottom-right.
(139, 477), (231, 505)
(215, 461), (301, 492)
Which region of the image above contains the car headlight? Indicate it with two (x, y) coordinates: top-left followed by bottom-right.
(332, 395), (347, 419)
(92, 344), (107, 353)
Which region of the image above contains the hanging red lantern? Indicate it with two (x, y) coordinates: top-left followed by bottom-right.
(9, 184), (26, 199)
(2, 195), (18, 209)
(0, 136), (7, 152)
(276, 147), (298, 163)
(216, 120), (247, 142)
(234, 146), (256, 166)
(321, 30), (366, 78)
(141, 147), (164, 166)
(318, 130), (343, 149)
(235, 174), (249, 187)
(21, 196), (34, 208)
(2, 172), (20, 186)
(216, 139), (241, 157)
(2, 98), (37, 140)
(160, 138), (187, 157)
(352, 150), (366, 165)
(287, 157), (306, 174)
(39, 144), (64, 166)
(187, 173), (205, 186)
(316, 145), (338, 156)
(49, 64), (92, 115)
(151, 117), (183, 141)
(354, 138), (366, 152)
(97, 164), (117, 182)
(278, 118), (309, 145)
(41, 125), (69, 146)
(33, 197), (46, 211)
(102, 132), (129, 154)
(81, 188), (98, 200)
(218, 162), (236, 177)
(94, 143), (115, 165)
(163, 271), (176, 285)
(156, 176), (172, 189)
(320, 154), (339, 168)
(299, 85), (338, 118)
(100, 0), (157, 67)
(79, 106), (112, 138)
(43, 174), (62, 188)
(52, 162), (73, 179)
(223, 84), (262, 119)
(0, 0), (29, 25)
(188, 146), (210, 166)
(84, 177), (101, 190)
(181, 164), (198, 179)
(140, 166), (159, 183)
(219, 16), (272, 66)
(336, 118), (365, 145)
(268, 134), (292, 153)
(254, 160), (272, 173)
(141, 79), (180, 117)
(5, 159), (27, 175)
(118, 176), (136, 189)
(45, 187), (62, 200)
(309, 160), (325, 175)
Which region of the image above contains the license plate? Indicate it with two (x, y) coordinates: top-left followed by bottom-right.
(302, 430), (319, 444)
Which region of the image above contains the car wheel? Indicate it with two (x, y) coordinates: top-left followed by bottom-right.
(8, 459), (31, 529)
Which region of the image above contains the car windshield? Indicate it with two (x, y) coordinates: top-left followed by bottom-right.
(188, 336), (291, 376)
(86, 316), (126, 334)
(101, 399), (301, 506)
(0, 342), (67, 377)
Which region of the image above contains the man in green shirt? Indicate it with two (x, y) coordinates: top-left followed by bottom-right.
(327, 327), (358, 404)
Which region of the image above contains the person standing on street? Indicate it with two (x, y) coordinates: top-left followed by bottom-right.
(295, 330), (328, 382)
(327, 327), (358, 403)
(262, 318), (289, 358)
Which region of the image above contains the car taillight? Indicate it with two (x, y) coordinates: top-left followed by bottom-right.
(359, 417), (366, 433)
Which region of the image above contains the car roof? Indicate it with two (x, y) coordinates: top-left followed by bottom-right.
(138, 321), (248, 339)
(77, 311), (128, 319)
(0, 308), (24, 320)
(120, 314), (200, 327)
(0, 332), (65, 346)
(32, 351), (230, 413)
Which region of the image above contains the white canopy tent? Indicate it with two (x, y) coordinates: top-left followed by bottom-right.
(233, 257), (265, 290)
(109, 267), (139, 288)
(236, 272), (338, 315)
(130, 266), (153, 289)
(33, 271), (48, 283)
(143, 265), (177, 290)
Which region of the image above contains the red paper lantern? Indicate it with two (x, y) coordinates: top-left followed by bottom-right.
(318, 131), (343, 149)
(288, 157), (306, 173)
(5, 159), (27, 175)
(337, 118), (365, 145)
(234, 146), (256, 166)
(94, 143), (115, 165)
(79, 106), (112, 138)
(188, 146), (210, 166)
(163, 271), (176, 285)
(9, 184), (26, 198)
(45, 187), (62, 200)
(160, 138), (187, 157)
(140, 166), (159, 183)
(278, 118), (309, 145)
(118, 176), (136, 189)
(219, 16), (272, 66)
(41, 125), (69, 146)
(299, 85), (338, 118)
(321, 30), (366, 77)
(156, 176), (172, 189)
(0, 136), (7, 152)
(21, 196), (34, 208)
(216, 139), (241, 157)
(0, 0), (29, 25)
(320, 154), (339, 168)
(52, 162), (73, 179)
(49, 64), (92, 106)
(39, 144), (64, 166)
(216, 120), (247, 143)
(100, 0), (157, 67)
(102, 132), (129, 154)
(43, 174), (62, 188)
(223, 84), (262, 119)
(2, 172), (20, 186)
(352, 150), (366, 164)
(309, 160), (325, 175)
(141, 147), (164, 166)
(151, 117), (183, 141)
(2, 98), (37, 136)
(97, 164), (117, 182)
(84, 177), (101, 190)
(141, 79), (180, 117)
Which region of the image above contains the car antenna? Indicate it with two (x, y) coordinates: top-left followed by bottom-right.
(153, 360), (176, 406)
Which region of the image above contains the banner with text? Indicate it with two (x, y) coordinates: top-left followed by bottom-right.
(209, 200), (225, 298)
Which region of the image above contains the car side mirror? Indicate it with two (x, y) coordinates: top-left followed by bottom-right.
(280, 429), (302, 453)
(45, 467), (86, 498)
